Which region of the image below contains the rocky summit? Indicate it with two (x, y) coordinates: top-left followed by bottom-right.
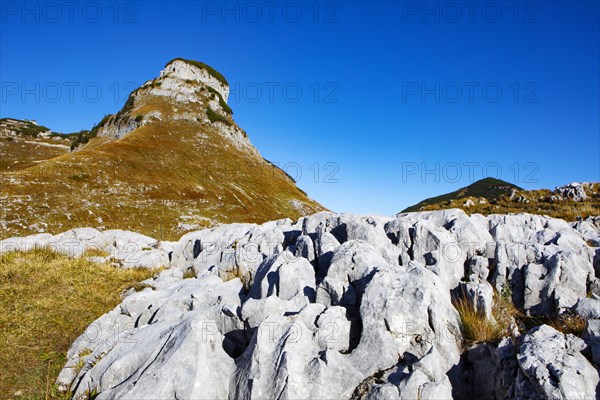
(0, 59), (324, 240)
(3, 208), (599, 399)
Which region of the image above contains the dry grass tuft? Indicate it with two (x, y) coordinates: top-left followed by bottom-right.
(453, 290), (522, 345)
(523, 313), (588, 337)
(491, 290), (522, 336)
(81, 247), (111, 258)
(453, 296), (502, 344)
(0, 249), (157, 399)
(549, 314), (587, 336)
(182, 268), (197, 279)
(455, 286), (588, 347)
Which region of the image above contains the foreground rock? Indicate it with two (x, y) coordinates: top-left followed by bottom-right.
(3, 210), (599, 398)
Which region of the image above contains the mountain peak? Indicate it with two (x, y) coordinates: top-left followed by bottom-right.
(401, 178), (521, 213)
(1, 59), (324, 240)
(161, 58), (229, 101)
(75, 58), (241, 149)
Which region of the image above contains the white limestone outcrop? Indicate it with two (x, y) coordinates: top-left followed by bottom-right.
(3, 209), (599, 398)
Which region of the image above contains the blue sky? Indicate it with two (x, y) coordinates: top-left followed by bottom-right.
(1, 1), (599, 214)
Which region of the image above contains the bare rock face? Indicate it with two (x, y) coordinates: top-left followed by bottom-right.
(3, 209), (599, 398)
(516, 325), (598, 399)
(554, 182), (591, 202)
(159, 58), (229, 102)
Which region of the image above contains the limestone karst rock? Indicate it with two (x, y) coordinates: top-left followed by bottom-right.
(3, 208), (599, 398)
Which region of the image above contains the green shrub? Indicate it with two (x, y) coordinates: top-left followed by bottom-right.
(219, 98), (232, 115)
(114, 92), (137, 122)
(147, 79), (162, 88)
(206, 107), (231, 126)
(69, 114), (112, 150)
(206, 86), (233, 115)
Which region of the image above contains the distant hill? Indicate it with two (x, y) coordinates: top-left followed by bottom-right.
(0, 118), (72, 172)
(0, 59), (325, 240)
(402, 178), (522, 212)
(400, 179), (600, 221)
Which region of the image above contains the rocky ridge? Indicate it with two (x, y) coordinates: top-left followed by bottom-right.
(2, 209), (599, 399)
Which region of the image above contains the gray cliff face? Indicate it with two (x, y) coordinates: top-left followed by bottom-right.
(2, 209), (599, 399)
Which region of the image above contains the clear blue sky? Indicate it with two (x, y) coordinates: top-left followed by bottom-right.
(1, 1), (599, 214)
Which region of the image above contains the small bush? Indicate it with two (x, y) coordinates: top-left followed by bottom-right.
(206, 107), (231, 126)
(206, 86), (233, 115)
(70, 114), (112, 150)
(113, 93), (137, 122)
(135, 114), (144, 123)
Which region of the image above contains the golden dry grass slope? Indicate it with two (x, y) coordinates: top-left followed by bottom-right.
(0, 249), (158, 399)
(0, 59), (324, 240)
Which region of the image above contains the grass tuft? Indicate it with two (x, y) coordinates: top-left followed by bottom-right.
(453, 295), (502, 344)
(453, 289), (522, 345)
(523, 313), (588, 337)
(550, 314), (587, 336)
(182, 268), (197, 279)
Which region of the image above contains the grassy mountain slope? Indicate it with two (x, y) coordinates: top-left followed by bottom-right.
(401, 178), (600, 221)
(0, 118), (71, 172)
(403, 178), (521, 212)
(0, 60), (324, 240)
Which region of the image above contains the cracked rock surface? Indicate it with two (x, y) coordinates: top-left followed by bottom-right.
(3, 209), (599, 398)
